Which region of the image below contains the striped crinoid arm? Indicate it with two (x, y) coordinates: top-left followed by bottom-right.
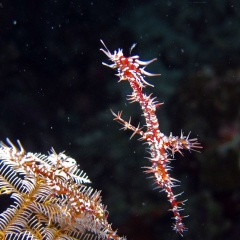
(101, 40), (202, 235)
(0, 139), (125, 240)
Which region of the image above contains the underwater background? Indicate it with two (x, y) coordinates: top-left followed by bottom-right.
(0, 1), (239, 239)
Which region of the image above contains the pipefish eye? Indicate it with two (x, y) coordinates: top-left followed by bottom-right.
(58, 153), (76, 169)
(59, 153), (67, 161)
(64, 157), (76, 166)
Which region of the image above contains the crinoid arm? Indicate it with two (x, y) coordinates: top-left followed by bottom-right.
(0, 139), (125, 240)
